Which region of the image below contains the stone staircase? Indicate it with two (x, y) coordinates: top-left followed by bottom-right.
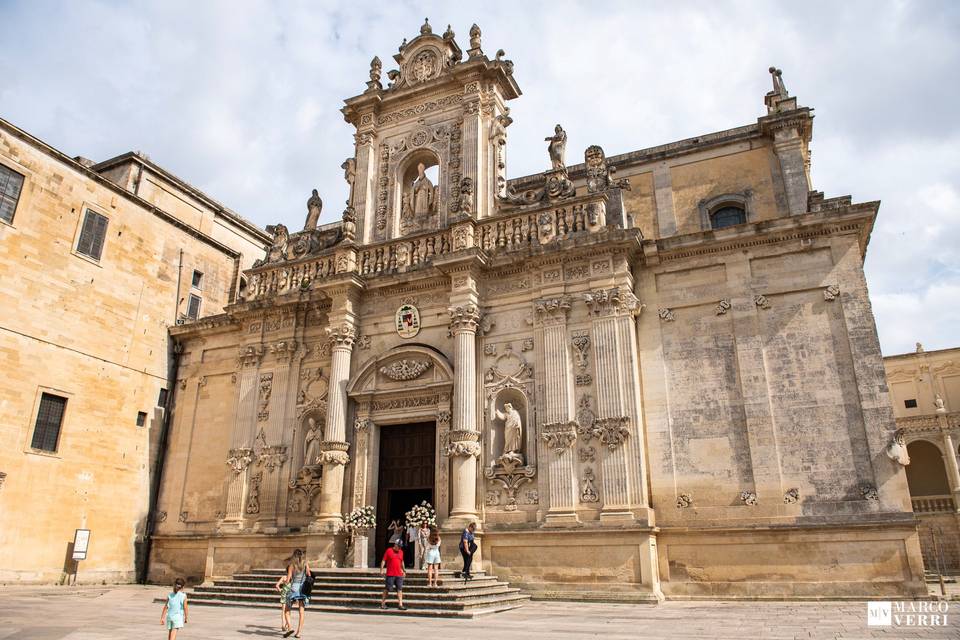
(185, 568), (530, 618)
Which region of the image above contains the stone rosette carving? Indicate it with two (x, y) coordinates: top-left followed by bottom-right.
(448, 304), (482, 334)
(583, 287), (643, 317)
(823, 284), (840, 301)
(783, 487), (800, 504)
(740, 491), (758, 506)
(676, 493), (693, 508)
(317, 441), (351, 466)
(859, 484), (879, 501)
(540, 421), (578, 455)
(226, 448), (254, 474)
(379, 359), (432, 381)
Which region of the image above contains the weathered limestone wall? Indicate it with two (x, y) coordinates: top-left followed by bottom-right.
(0, 122), (265, 583)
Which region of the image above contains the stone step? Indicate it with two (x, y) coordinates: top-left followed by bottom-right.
(216, 576), (500, 589)
(182, 597), (526, 619)
(196, 584), (518, 599)
(186, 590), (530, 611)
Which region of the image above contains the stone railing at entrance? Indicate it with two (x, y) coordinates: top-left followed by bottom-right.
(242, 192), (623, 300)
(912, 495), (956, 514)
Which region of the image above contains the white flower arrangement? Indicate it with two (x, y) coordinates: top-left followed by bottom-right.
(341, 505), (376, 535)
(404, 500), (437, 528)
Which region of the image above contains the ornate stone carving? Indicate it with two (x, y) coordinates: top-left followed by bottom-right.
(303, 417), (322, 468)
(226, 448), (253, 474)
(257, 373), (273, 421)
(823, 284), (840, 301)
(886, 428), (910, 466)
(580, 467), (599, 503)
(237, 344), (265, 368)
(524, 489), (539, 505)
(178, 511), (189, 523)
(258, 445), (287, 473)
(326, 323), (357, 348)
(859, 484), (879, 501)
(375, 143), (389, 233)
(593, 417), (630, 450)
(354, 417), (372, 433)
(366, 56), (382, 92)
(715, 300), (731, 315)
(676, 493), (693, 508)
(658, 308), (675, 322)
(318, 441), (350, 466)
(521, 338), (534, 352)
(155, 510), (167, 523)
(584, 145), (630, 193)
(484, 455), (536, 511)
(485, 490), (500, 506)
(740, 491), (758, 506)
(448, 304), (482, 334)
(444, 440), (482, 458)
(754, 294), (771, 310)
(571, 331), (590, 369)
(575, 373), (593, 386)
(305, 189), (322, 231)
(541, 421), (578, 455)
(578, 446), (596, 463)
(263, 223), (290, 264)
(437, 410), (452, 428)
(379, 358), (433, 381)
(583, 287), (643, 317)
(533, 296), (572, 325)
(288, 465), (323, 514)
(783, 487), (800, 504)
(355, 334), (372, 350)
(575, 395), (596, 433)
(246, 471), (263, 514)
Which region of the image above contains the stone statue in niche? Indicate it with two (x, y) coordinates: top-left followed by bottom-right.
(303, 417), (322, 468)
(491, 398), (524, 464)
(412, 162), (436, 216)
(545, 124), (567, 171)
(304, 189), (323, 230)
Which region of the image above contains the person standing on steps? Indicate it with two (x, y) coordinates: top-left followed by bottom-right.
(459, 522), (477, 580)
(416, 521), (431, 570)
(380, 539), (407, 610)
(405, 519), (418, 569)
(425, 526), (442, 588)
(159, 577), (188, 640)
(284, 549), (311, 638)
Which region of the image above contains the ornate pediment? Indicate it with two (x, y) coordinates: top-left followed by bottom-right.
(386, 20), (463, 92)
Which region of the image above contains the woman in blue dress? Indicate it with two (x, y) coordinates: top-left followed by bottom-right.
(284, 549), (311, 638)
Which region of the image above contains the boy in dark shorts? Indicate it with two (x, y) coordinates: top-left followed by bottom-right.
(380, 539), (407, 610)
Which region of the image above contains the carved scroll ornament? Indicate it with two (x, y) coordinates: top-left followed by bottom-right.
(379, 359), (433, 381)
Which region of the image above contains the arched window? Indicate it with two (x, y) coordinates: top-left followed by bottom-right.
(710, 205), (747, 229)
(905, 440), (951, 497)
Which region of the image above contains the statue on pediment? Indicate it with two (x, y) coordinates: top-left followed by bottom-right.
(545, 124), (567, 171)
(305, 189), (323, 230)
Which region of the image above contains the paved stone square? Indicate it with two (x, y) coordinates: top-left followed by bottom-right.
(0, 586), (957, 639)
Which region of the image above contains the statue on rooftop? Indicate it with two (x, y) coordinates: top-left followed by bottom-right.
(545, 125), (567, 171)
(304, 189), (323, 230)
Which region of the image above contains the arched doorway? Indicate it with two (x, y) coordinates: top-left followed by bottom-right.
(905, 440), (951, 502)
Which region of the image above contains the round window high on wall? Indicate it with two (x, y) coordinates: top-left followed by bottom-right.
(711, 205), (747, 229)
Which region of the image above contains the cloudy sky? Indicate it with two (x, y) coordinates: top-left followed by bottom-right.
(1, 1), (957, 356)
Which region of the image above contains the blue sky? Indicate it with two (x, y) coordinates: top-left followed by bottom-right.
(1, 0), (957, 355)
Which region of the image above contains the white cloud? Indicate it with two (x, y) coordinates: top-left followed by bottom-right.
(1, 0), (958, 355)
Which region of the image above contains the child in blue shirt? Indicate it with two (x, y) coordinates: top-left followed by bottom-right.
(160, 577), (188, 639)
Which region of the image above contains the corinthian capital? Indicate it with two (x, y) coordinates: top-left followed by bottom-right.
(583, 287), (644, 317)
(533, 296), (572, 325)
(326, 323), (357, 349)
(448, 304), (482, 334)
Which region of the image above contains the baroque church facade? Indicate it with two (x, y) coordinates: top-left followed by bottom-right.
(150, 21), (926, 599)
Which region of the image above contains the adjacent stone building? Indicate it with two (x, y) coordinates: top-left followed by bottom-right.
(884, 345), (960, 573)
(143, 21), (924, 599)
(0, 121), (268, 583)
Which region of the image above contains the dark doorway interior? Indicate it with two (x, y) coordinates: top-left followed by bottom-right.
(375, 422), (435, 563)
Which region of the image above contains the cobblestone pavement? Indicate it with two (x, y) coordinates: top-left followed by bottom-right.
(0, 586), (957, 639)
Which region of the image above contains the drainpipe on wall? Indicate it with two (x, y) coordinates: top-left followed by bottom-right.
(139, 249), (185, 584)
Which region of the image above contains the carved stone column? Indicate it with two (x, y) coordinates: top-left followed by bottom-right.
(941, 429), (960, 511)
(447, 303), (482, 525)
(583, 287), (647, 522)
(352, 131), (376, 243)
(314, 323), (356, 528)
(534, 296), (579, 524)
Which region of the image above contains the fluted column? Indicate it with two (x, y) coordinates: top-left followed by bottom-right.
(941, 430), (960, 512)
(313, 323), (356, 529)
(446, 303), (482, 524)
(534, 296), (579, 525)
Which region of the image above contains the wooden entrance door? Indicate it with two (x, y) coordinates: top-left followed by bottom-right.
(375, 422), (435, 563)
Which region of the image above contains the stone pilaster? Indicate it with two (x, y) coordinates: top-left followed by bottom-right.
(583, 287), (647, 522)
(221, 348), (263, 530)
(653, 163), (677, 236)
(352, 131), (376, 243)
(762, 115), (812, 216)
(534, 295), (579, 524)
(447, 302), (482, 524)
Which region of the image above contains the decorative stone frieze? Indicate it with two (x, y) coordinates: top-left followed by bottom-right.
(379, 359), (432, 381)
(540, 421), (578, 455)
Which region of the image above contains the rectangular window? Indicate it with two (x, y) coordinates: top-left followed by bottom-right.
(186, 294), (202, 320)
(191, 269), (203, 289)
(136, 411), (147, 427)
(31, 393), (67, 452)
(0, 163), (25, 224)
(76, 209), (109, 261)
(157, 388), (168, 407)
(904, 399), (918, 409)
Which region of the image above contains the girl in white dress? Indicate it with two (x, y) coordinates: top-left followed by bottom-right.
(425, 527), (442, 588)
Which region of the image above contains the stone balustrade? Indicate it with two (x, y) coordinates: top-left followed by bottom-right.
(912, 495), (956, 514)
